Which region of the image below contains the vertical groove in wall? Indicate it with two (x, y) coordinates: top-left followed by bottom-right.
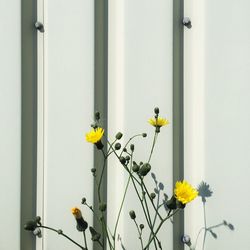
(94, 0), (108, 249)
(173, 1), (184, 250)
(21, 0), (38, 250)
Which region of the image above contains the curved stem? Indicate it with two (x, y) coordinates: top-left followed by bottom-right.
(38, 225), (84, 249)
(147, 133), (158, 163)
(119, 134), (144, 158)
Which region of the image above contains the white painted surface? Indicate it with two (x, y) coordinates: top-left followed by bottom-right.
(184, 1), (250, 249)
(0, 1), (21, 250)
(38, 1), (95, 249)
(108, 0), (173, 249)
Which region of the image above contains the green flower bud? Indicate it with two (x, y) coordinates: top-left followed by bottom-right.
(95, 140), (104, 150)
(120, 157), (126, 165)
(166, 195), (177, 210)
(155, 127), (160, 133)
(82, 197), (87, 204)
(142, 133), (147, 138)
(76, 218), (88, 232)
(176, 199), (186, 209)
(99, 203), (107, 212)
(89, 227), (101, 241)
(132, 162), (140, 172)
(154, 107), (160, 114)
(129, 210), (136, 220)
(130, 144), (135, 151)
(139, 224), (144, 230)
(150, 193), (156, 199)
(115, 143), (121, 150)
(115, 132), (123, 140)
(138, 163), (151, 176)
(123, 148), (127, 152)
(125, 155), (130, 161)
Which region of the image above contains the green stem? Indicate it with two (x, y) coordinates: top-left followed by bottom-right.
(119, 134), (144, 158)
(141, 180), (163, 221)
(141, 181), (158, 250)
(113, 174), (132, 249)
(143, 209), (180, 250)
(39, 225), (84, 249)
(83, 231), (88, 250)
(148, 187), (161, 244)
(147, 132), (158, 163)
(134, 219), (144, 250)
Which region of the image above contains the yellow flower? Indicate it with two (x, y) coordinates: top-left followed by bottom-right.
(71, 207), (82, 219)
(148, 117), (169, 128)
(86, 127), (104, 144)
(174, 180), (198, 204)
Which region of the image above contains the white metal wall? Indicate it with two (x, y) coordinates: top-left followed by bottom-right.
(0, 1), (21, 250)
(184, 0), (250, 249)
(108, 0), (173, 249)
(36, 1), (95, 249)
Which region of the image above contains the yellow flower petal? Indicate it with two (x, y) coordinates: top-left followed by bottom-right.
(86, 127), (104, 144)
(71, 207), (82, 219)
(148, 117), (169, 128)
(174, 180), (198, 204)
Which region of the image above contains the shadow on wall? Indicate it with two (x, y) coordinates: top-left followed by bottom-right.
(182, 181), (235, 250)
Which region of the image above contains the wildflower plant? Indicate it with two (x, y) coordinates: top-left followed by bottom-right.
(24, 107), (198, 250)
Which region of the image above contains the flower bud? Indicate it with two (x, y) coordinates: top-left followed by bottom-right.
(139, 224), (144, 230)
(132, 162), (140, 172)
(154, 107), (160, 115)
(138, 163), (151, 176)
(125, 156), (130, 161)
(95, 140), (104, 150)
(71, 207), (88, 231)
(82, 198), (87, 204)
(130, 144), (135, 151)
(89, 226), (101, 241)
(119, 156), (126, 165)
(142, 133), (147, 138)
(166, 196), (177, 210)
(115, 143), (121, 150)
(115, 132), (123, 140)
(150, 193), (156, 199)
(129, 210), (136, 220)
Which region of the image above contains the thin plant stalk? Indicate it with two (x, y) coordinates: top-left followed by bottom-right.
(38, 225), (85, 250)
